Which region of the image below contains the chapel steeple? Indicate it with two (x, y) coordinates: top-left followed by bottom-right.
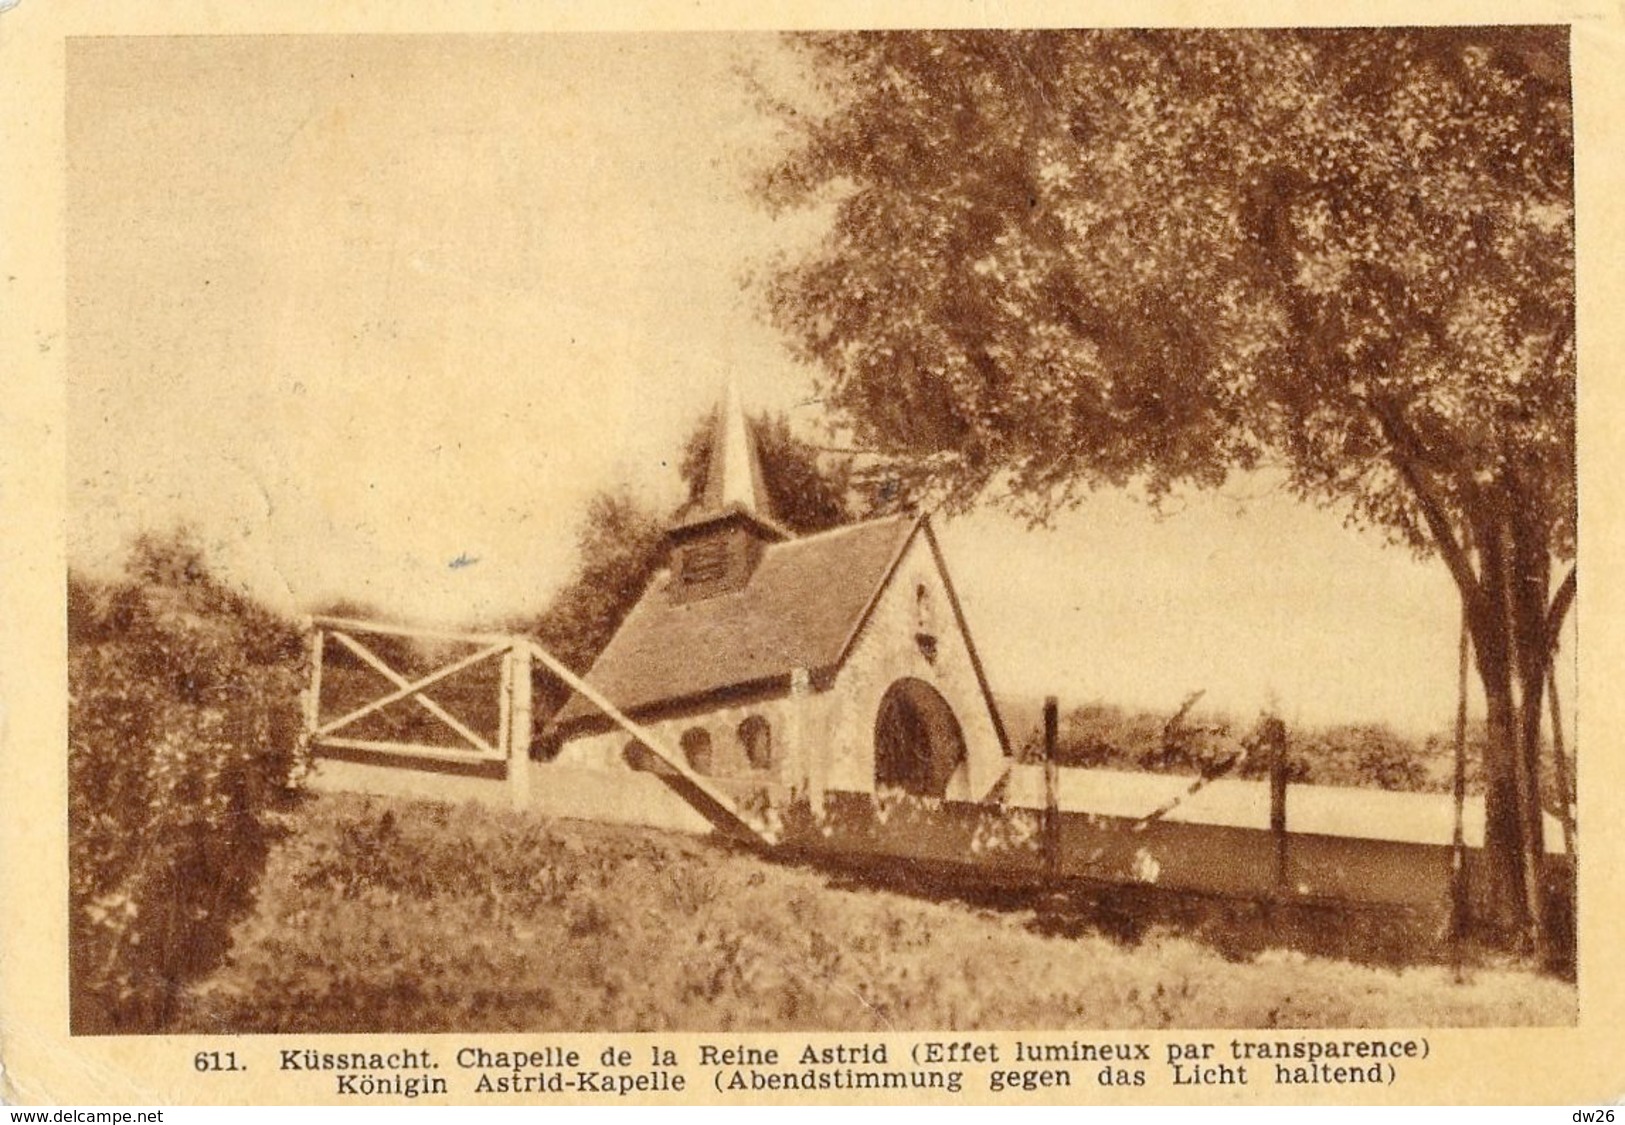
(667, 378), (789, 603)
(702, 377), (773, 517)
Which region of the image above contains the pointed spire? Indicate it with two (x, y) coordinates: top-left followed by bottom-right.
(666, 376), (788, 602)
(701, 375), (773, 519)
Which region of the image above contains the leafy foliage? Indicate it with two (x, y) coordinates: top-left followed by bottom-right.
(761, 30), (1571, 530)
(68, 529), (305, 1033)
(526, 489), (668, 680)
(1014, 700), (1476, 794)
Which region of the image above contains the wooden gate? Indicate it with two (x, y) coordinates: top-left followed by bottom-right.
(303, 615), (772, 845)
(306, 615), (527, 765)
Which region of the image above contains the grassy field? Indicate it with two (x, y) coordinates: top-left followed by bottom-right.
(172, 792), (1574, 1034)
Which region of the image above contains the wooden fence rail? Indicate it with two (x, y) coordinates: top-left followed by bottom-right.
(303, 616), (773, 847)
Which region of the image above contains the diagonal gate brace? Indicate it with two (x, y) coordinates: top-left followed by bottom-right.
(323, 630), (504, 757)
(522, 640), (775, 848)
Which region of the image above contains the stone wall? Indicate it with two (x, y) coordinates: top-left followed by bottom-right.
(553, 690), (818, 803)
(306, 749), (508, 806)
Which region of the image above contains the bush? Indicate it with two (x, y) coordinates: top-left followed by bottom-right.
(1011, 697), (1482, 794)
(68, 530), (305, 1033)
(1291, 722), (1434, 791)
(1020, 699), (1236, 776)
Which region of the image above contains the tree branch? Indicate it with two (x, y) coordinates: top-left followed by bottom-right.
(1366, 398), (1481, 605)
(1545, 564), (1576, 655)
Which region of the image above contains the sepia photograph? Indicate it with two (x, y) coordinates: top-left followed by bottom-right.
(60, 25), (1579, 1036)
(5, 2), (1619, 1106)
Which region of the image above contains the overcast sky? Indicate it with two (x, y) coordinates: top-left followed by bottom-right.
(65, 33), (1573, 735)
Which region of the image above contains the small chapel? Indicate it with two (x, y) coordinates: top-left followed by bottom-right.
(548, 385), (1011, 811)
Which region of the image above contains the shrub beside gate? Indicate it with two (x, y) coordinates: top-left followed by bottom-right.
(67, 532), (306, 1033)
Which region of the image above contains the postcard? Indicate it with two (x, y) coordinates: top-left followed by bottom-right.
(2, 0), (1621, 1107)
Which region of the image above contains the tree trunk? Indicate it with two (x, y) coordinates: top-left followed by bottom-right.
(1476, 667), (1528, 940)
(1511, 512), (1553, 963)
(1464, 508), (1554, 957)
(1380, 424), (1568, 959)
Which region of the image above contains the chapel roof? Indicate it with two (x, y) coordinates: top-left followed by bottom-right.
(550, 514), (920, 729)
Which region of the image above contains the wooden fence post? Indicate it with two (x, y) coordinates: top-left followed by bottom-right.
(1043, 696), (1060, 882)
(1451, 608), (1471, 955)
(1548, 664), (1575, 856)
(508, 644), (533, 810)
(1267, 717), (1288, 892)
(497, 641), (512, 765)
(304, 623), (324, 752)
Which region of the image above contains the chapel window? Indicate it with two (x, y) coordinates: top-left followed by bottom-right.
(622, 738), (656, 772)
(682, 541), (729, 585)
(915, 581), (939, 662)
(680, 727), (714, 774)
(737, 715), (773, 771)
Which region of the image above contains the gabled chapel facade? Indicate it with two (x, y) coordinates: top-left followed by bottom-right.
(549, 386), (1010, 811)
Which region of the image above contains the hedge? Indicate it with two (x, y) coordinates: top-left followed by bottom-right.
(68, 531), (305, 1033)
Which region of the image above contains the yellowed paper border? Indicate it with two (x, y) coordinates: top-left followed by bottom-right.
(4, 0), (1622, 1107)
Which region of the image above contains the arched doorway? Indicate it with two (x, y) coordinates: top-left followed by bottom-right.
(873, 678), (967, 798)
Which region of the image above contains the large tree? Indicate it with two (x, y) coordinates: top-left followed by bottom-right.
(757, 29), (1574, 952)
